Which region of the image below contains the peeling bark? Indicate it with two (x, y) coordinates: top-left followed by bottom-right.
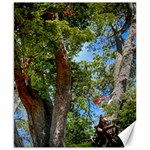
(49, 41), (71, 147)
(15, 69), (53, 147)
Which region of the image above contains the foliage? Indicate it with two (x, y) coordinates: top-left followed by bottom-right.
(14, 103), (32, 147)
(65, 111), (94, 147)
(101, 88), (136, 132)
(14, 3), (96, 101)
(14, 2), (136, 147)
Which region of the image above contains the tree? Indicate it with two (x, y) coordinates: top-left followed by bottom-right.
(110, 3), (136, 108)
(14, 3), (136, 147)
(14, 3), (95, 147)
(65, 111), (94, 147)
(86, 3), (136, 146)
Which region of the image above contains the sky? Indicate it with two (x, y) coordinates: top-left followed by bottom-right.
(73, 39), (109, 124)
(73, 41), (103, 62)
(14, 26), (130, 146)
(1, 1), (150, 149)
(14, 39), (106, 146)
(73, 42), (96, 62)
(13, 5), (131, 146)
(72, 29), (130, 124)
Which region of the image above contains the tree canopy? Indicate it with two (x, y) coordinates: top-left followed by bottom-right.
(14, 2), (136, 147)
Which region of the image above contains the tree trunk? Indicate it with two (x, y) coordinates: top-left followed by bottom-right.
(15, 11), (71, 147)
(111, 13), (136, 107)
(49, 41), (71, 147)
(15, 69), (53, 147)
(113, 53), (123, 86)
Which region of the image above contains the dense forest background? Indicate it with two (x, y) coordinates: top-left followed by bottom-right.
(14, 3), (136, 147)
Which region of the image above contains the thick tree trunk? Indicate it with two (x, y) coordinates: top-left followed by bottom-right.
(15, 69), (53, 147)
(111, 20), (136, 107)
(49, 41), (71, 147)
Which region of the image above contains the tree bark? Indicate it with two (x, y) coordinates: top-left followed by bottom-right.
(15, 10), (71, 147)
(113, 53), (123, 86)
(49, 41), (71, 147)
(15, 69), (53, 147)
(111, 4), (136, 107)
